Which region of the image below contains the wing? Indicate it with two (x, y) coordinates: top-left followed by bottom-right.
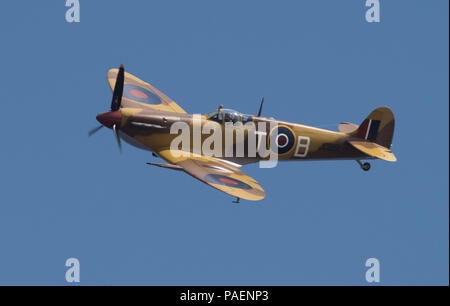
(107, 68), (186, 114)
(157, 149), (266, 201)
(348, 140), (397, 162)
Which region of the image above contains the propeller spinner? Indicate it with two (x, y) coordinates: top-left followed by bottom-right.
(88, 64), (125, 153)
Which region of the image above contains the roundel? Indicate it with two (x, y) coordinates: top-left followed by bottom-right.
(268, 125), (296, 155)
(204, 174), (252, 190)
(123, 84), (162, 104)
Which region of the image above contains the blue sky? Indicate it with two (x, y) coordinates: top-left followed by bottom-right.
(0, 0), (447, 285)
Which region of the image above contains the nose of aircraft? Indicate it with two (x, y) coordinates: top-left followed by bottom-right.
(96, 110), (122, 129)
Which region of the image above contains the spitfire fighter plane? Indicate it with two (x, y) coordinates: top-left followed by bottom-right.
(89, 65), (396, 201)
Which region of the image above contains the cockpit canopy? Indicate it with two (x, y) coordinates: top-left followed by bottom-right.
(205, 108), (253, 124)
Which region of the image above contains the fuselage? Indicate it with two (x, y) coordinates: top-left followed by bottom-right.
(110, 107), (368, 165)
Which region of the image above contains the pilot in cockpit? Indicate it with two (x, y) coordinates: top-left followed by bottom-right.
(205, 106), (253, 124)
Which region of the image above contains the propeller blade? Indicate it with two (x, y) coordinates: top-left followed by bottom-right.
(113, 124), (122, 153)
(88, 125), (103, 137)
(257, 97), (264, 117)
(111, 64), (125, 111)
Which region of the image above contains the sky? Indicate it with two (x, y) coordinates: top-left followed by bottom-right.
(0, 0), (448, 285)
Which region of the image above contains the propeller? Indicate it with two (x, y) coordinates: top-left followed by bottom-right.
(113, 124), (122, 153)
(88, 125), (103, 137)
(111, 64), (125, 111)
(88, 64), (125, 153)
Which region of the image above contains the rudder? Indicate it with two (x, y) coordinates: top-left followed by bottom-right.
(356, 106), (395, 148)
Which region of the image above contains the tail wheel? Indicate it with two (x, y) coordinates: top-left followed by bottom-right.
(362, 162), (371, 171)
(356, 160), (371, 171)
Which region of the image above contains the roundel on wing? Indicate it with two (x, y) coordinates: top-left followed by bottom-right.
(204, 174), (252, 190)
(268, 125), (296, 155)
(123, 84), (162, 104)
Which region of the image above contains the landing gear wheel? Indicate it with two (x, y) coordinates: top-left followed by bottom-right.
(361, 162), (371, 171)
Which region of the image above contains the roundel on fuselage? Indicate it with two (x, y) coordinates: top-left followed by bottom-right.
(268, 125), (296, 155)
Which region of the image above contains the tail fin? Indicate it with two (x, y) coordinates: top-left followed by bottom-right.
(356, 106), (395, 148)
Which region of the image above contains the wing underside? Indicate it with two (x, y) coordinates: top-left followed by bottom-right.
(157, 149), (265, 201)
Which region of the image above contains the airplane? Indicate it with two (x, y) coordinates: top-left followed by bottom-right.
(89, 65), (397, 202)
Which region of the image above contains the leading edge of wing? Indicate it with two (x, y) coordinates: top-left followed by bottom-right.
(157, 149), (266, 201)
